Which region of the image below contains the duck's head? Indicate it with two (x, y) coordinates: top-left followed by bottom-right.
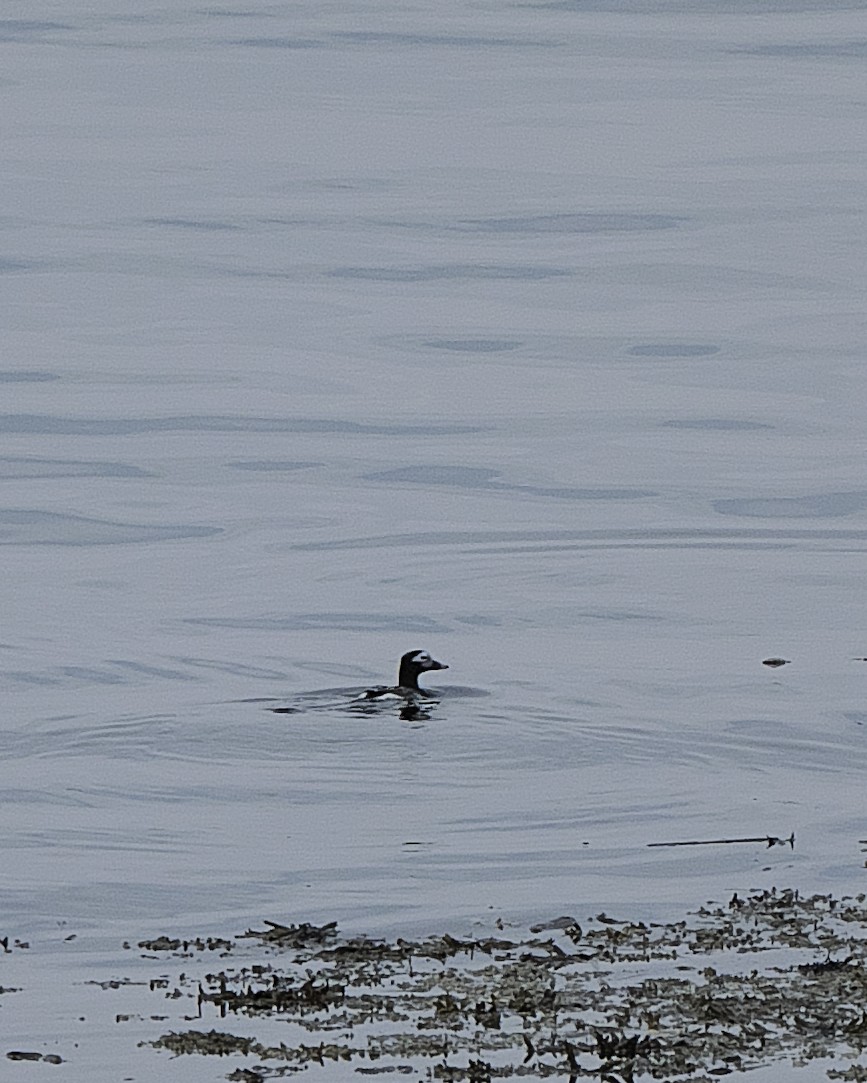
(398, 649), (448, 690)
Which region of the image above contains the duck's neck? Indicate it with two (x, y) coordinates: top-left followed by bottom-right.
(397, 662), (420, 689)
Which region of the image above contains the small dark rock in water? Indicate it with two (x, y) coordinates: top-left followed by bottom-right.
(762, 657), (791, 668)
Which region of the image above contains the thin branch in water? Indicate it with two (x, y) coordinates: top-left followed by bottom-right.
(648, 833), (795, 849)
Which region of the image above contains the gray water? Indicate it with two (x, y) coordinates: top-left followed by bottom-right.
(2, 1), (867, 1074)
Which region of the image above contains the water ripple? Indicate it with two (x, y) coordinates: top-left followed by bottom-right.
(363, 465), (655, 502)
(0, 414), (483, 437)
(327, 265), (571, 282)
(288, 526), (867, 553)
(0, 509), (219, 546)
(0, 369), (59, 381)
(184, 614), (451, 633)
(0, 456), (151, 479)
(714, 493), (867, 518)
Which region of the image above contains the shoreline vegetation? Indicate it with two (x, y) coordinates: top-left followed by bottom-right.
(122, 888), (867, 1081)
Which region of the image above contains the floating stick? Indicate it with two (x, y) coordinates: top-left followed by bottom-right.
(648, 833), (794, 849)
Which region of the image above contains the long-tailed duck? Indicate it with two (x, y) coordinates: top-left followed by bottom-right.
(360, 650), (448, 701)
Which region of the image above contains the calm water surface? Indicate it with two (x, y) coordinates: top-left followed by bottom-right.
(1, 0), (866, 1076)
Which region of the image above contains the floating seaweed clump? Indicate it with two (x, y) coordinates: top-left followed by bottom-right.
(140, 890), (867, 1080)
(152, 1030), (258, 1056)
(139, 935), (234, 955)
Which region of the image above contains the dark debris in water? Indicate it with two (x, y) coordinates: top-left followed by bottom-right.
(139, 891), (867, 1080)
(139, 934), (234, 955)
(239, 920), (338, 948)
(6, 1051), (63, 1064)
(648, 832), (795, 850)
(0, 935), (29, 952)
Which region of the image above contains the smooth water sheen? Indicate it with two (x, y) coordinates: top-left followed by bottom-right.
(1, 0), (866, 1076)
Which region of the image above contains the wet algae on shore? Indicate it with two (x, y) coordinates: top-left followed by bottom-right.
(131, 889), (867, 1081)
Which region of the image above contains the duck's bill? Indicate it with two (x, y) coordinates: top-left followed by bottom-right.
(426, 659), (448, 671)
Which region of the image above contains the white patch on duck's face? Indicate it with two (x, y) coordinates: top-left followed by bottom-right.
(411, 651), (433, 669)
